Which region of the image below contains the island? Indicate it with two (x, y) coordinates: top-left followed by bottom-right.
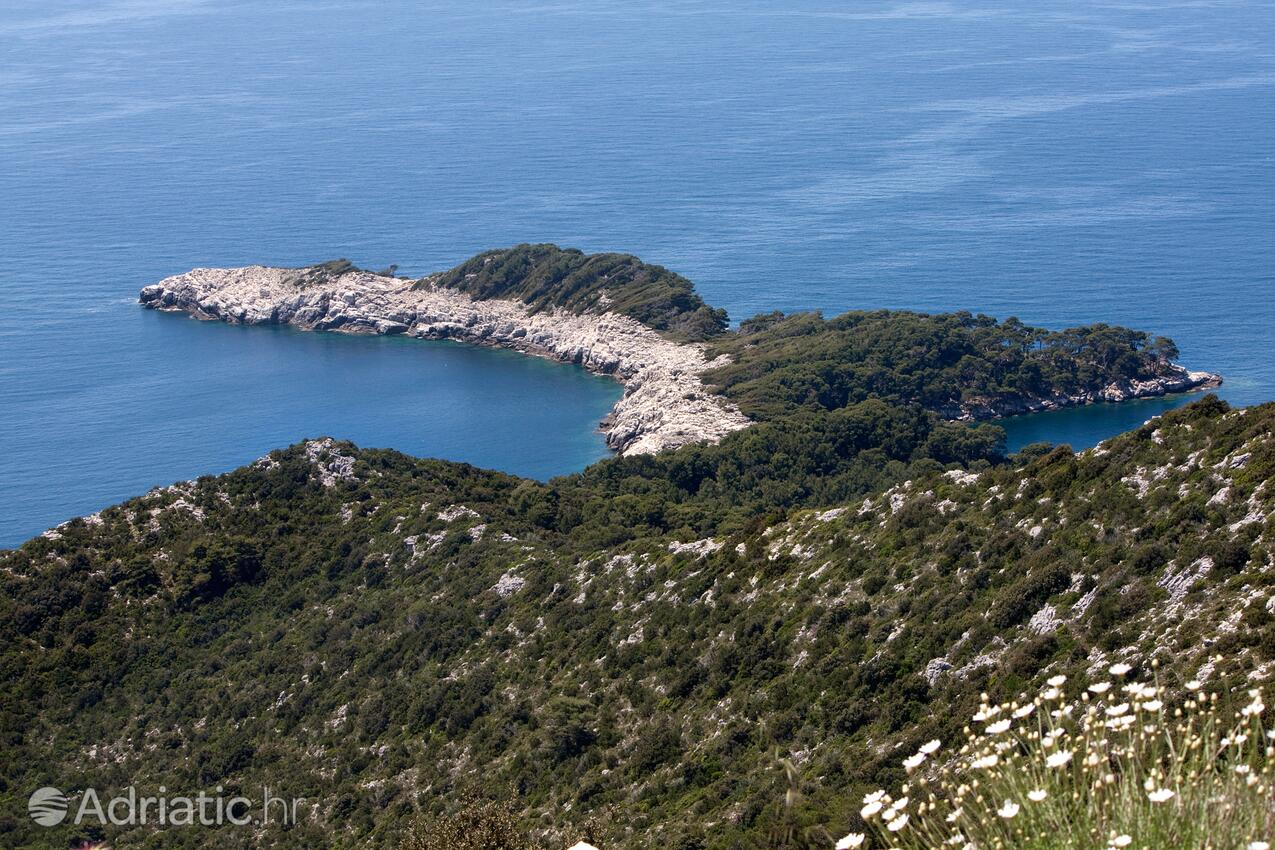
(140, 245), (1220, 457)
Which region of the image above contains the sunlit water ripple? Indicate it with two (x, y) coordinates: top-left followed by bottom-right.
(1, 0), (1272, 546)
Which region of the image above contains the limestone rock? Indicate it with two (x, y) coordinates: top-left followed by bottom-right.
(141, 265), (751, 456)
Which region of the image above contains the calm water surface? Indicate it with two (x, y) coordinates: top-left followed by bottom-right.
(2, 0), (1273, 545)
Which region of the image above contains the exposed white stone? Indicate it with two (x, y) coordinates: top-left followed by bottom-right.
(1071, 587), (1098, 619)
(304, 438), (357, 486)
(438, 504), (480, 523)
(492, 571), (525, 598)
(943, 469), (980, 486)
(1158, 557), (1213, 607)
(923, 657), (953, 685)
(141, 265), (751, 455)
(1028, 604), (1061, 634)
(667, 538), (724, 558)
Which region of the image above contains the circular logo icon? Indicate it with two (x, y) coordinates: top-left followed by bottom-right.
(28, 787), (68, 827)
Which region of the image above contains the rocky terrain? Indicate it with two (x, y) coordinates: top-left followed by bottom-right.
(139, 264), (751, 455)
(940, 368), (1223, 421)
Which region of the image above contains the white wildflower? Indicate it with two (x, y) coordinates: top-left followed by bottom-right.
(1046, 750), (1073, 768)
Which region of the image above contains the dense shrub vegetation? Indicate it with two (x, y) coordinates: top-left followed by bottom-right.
(553, 400), (1006, 544)
(419, 244), (730, 341)
(705, 310), (1183, 420)
(1, 396), (1271, 849)
(282, 258), (362, 288)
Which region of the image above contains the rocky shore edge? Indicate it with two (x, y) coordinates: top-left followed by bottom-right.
(941, 369), (1224, 422)
(141, 262), (1224, 457)
(139, 265), (752, 456)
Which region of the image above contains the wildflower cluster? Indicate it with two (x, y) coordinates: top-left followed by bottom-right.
(834, 664), (1275, 849)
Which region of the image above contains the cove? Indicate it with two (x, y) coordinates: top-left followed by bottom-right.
(998, 395), (1202, 455)
(0, 308), (621, 548)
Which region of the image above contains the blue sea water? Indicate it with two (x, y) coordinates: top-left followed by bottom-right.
(1, 0), (1273, 547)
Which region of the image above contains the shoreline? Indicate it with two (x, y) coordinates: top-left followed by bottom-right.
(140, 263), (1223, 456)
(942, 369), (1223, 422)
(139, 265), (752, 456)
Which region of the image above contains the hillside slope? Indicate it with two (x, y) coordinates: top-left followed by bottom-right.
(2, 397), (1271, 849)
(419, 244), (730, 342)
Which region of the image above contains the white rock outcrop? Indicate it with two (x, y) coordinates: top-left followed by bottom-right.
(940, 369), (1222, 421)
(140, 265), (751, 455)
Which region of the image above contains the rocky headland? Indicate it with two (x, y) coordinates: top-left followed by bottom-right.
(141, 252), (1224, 459)
(139, 264), (752, 455)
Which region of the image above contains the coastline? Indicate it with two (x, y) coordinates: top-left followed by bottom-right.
(139, 265), (752, 456)
(942, 369), (1223, 422)
(140, 263), (1223, 457)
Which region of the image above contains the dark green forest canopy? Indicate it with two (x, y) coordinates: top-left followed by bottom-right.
(704, 309), (1183, 420)
(417, 243), (730, 341)
(408, 245), (1187, 413)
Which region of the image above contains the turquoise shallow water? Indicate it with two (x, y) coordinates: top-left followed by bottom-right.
(1, 0), (1273, 546)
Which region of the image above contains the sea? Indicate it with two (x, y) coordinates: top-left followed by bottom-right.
(2, 0), (1272, 547)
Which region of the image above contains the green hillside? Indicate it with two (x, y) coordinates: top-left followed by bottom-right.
(418, 244), (730, 341)
(704, 309), (1186, 420)
(2, 396), (1271, 849)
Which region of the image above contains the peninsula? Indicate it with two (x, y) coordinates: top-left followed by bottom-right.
(0, 244), (1254, 850)
(140, 244), (1221, 454)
